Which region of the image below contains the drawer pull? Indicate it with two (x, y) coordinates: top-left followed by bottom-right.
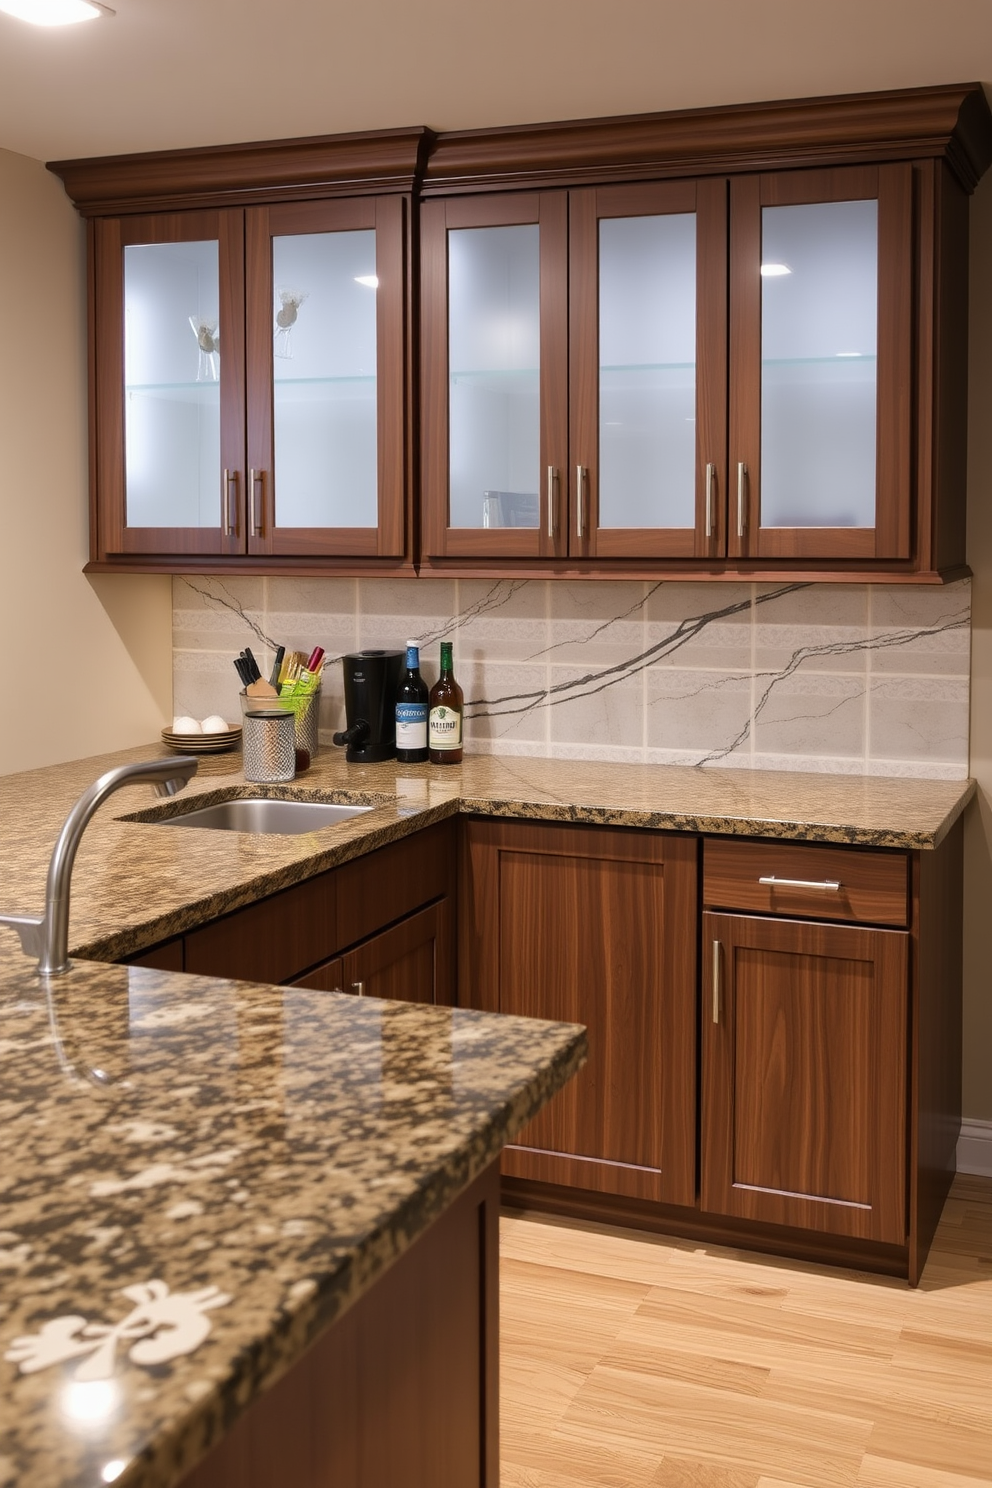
(711, 939), (721, 1024)
(758, 875), (841, 892)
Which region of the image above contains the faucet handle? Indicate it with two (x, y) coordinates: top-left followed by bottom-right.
(0, 913), (45, 958)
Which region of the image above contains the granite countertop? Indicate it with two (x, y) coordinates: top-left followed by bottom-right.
(0, 744), (974, 966)
(0, 742), (973, 1488)
(0, 947), (586, 1488)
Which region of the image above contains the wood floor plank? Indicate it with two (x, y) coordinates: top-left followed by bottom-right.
(500, 1177), (992, 1487)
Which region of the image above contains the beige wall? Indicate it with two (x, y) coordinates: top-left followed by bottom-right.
(0, 146), (172, 776)
(965, 167), (992, 1123)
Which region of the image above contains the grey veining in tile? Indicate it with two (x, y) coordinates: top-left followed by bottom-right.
(172, 577), (972, 779)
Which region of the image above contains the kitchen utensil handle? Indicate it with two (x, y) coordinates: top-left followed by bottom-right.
(712, 940), (721, 1025)
(758, 875), (841, 891)
(705, 462), (716, 539)
(576, 465), (586, 538)
(736, 462), (747, 540)
(249, 469), (265, 538)
(546, 465), (558, 539)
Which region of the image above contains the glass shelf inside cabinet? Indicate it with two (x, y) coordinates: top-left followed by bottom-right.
(125, 381), (221, 400)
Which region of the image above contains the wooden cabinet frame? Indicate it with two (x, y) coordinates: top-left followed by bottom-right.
(420, 192), (568, 560)
(729, 164), (913, 562)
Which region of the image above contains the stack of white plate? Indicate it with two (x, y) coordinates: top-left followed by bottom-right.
(160, 724), (242, 755)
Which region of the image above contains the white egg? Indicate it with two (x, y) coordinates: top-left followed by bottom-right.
(200, 715), (229, 734)
(172, 716), (203, 734)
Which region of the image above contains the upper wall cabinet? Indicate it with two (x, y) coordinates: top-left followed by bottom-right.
(420, 84), (992, 581)
(53, 129), (428, 572)
(52, 87), (992, 579)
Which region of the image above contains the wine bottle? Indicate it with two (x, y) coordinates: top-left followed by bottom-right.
(395, 640), (429, 764)
(429, 640), (464, 765)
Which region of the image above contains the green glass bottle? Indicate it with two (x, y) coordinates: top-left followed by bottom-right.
(428, 641), (464, 765)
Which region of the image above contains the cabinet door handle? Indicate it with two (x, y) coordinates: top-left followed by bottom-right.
(711, 939), (721, 1025)
(249, 469), (265, 537)
(576, 465), (586, 538)
(546, 465), (558, 538)
(222, 468), (239, 537)
(736, 461), (747, 540)
(758, 875), (841, 891)
(351, 980), (365, 997)
(705, 462), (716, 539)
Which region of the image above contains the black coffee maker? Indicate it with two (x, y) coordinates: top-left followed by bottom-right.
(332, 649), (404, 763)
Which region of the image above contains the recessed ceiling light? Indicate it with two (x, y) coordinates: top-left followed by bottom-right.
(0, 0), (113, 24)
(760, 263), (792, 277)
(354, 275), (379, 289)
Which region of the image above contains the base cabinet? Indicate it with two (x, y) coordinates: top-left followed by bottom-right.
(701, 911), (908, 1243)
(128, 821), (456, 1006)
(291, 899), (452, 1005)
(177, 1160), (500, 1488)
(460, 818), (697, 1206)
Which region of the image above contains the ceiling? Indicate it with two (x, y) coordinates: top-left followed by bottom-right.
(2, 0), (992, 166)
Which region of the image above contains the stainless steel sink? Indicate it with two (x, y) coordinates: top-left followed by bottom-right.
(158, 798), (375, 834)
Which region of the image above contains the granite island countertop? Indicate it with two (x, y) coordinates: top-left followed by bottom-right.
(0, 945), (586, 1488)
(0, 745), (975, 965)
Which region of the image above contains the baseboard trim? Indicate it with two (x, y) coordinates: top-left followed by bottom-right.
(957, 1119), (992, 1177)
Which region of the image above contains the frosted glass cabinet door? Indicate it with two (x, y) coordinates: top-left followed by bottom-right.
(569, 180), (728, 559)
(420, 193), (568, 560)
(730, 166), (912, 561)
(93, 210), (245, 556)
(245, 197), (406, 558)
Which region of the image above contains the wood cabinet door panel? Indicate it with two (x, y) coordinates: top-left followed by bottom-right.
(290, 956), (344, 992)
(461, 820), (696, 1205)
(569, 177), (728, 560)
(702, 911), (908, 1242)
(245, 195), (407, 559)
(183, 872), (337, 986)
(93, 210), (246, 558)
(343, 900), (451, 1005)
(420, 192), (569, 560)
(729, 164), (913, 562)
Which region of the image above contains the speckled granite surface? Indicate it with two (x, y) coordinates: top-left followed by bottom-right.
(0, 745), (973, 966)
(0, 947), (586, 1488)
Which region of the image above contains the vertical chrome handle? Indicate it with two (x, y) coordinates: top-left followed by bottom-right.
(546, 466), (558, 539)
(705, 462), (716, 540)
(712, 940), (721, 1025)
(222, 469), (239, 537)
(736, 462), (747, 540)
(576, 465), (585, 538)
(351, 980), (365, 998)
(249, 469), (264, 538)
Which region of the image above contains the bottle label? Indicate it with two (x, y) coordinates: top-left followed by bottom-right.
(429, 705), (462, 750)
(396, 702), (427, 749)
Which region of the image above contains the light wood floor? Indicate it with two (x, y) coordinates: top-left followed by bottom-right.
(499, 1175), (992, 1488)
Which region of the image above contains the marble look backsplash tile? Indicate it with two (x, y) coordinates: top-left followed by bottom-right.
(173, 576), (972, 780)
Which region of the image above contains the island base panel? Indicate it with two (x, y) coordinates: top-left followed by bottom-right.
(178, 1160), (500, 1488)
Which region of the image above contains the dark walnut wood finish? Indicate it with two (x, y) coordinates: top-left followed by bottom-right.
(490, 822), (963, 1285)
(161, 820), (456, 1000)
(701, 910), (909, 1244)
(51, 84), (992, 580)
(177, 1159), (500, 1488)
(459, 819), (697, 1206)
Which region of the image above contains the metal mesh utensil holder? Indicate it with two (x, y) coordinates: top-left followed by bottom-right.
(242, 709), (296, 782)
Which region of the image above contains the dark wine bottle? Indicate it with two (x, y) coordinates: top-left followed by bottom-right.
(428, 640), (464, 765)
(395, 640), (429, 763)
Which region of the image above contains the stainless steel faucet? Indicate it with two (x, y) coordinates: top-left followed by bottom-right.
(0, 757), (198, 977)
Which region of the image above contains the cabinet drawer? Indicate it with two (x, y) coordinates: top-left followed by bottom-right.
(703, 839), (909, 927)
